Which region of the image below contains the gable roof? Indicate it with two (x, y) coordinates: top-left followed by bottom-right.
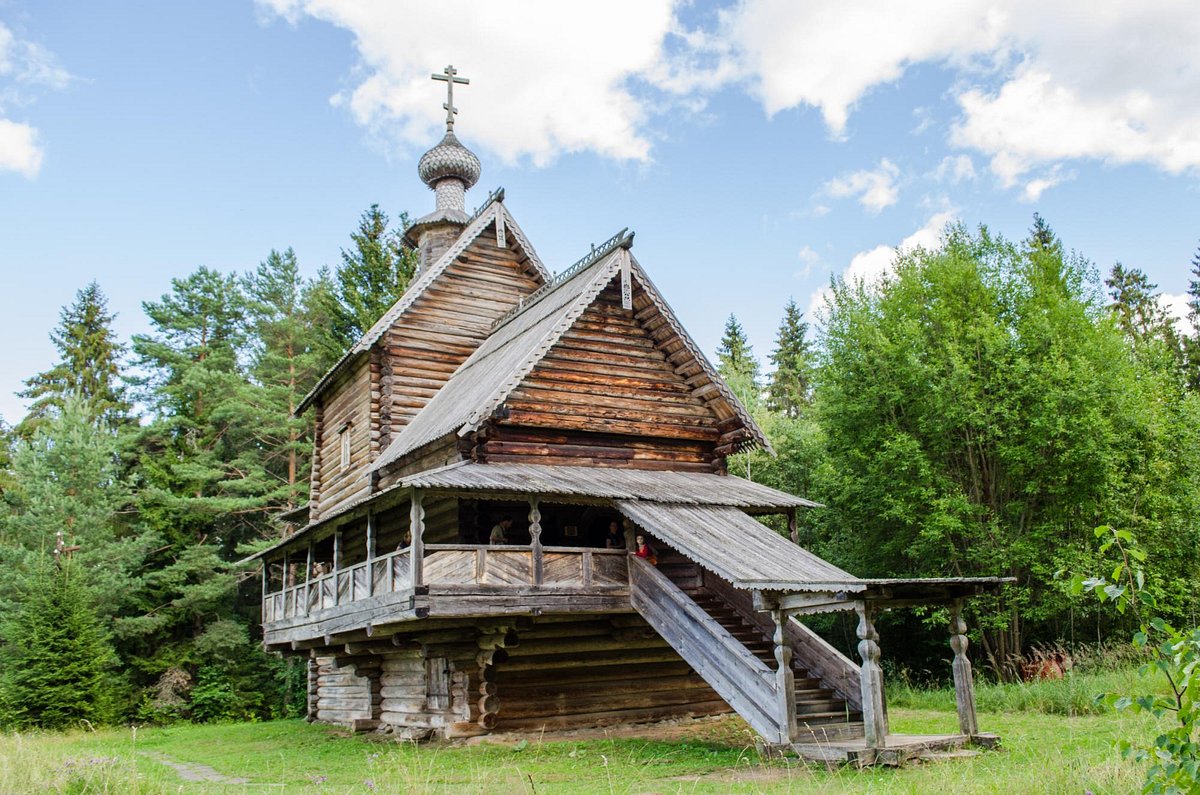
(369, 232), (771, 473)
(295, 195), (550, 414)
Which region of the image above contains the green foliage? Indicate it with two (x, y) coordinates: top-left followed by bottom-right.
(0, 559), (116, 729)
(1070, 527), (1200, 795)
(716, 313), (761, 409)
(318, 204), (418, 352)
(17, 282), (130, 435)
(767, 299), (813, 417)
(814, 221), (1200, 674)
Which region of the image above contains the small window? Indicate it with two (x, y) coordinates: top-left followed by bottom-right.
(339, 424), (352, 471)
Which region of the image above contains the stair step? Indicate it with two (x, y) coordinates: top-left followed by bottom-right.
(795, 700), (846, 715)
(795, 711), (863, 725)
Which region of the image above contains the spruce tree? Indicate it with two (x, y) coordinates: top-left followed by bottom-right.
(767, 300), (813, 417)
(0, 557), (114, 729)
(716, 314), (761, 408)
(321, 205), (418, 350)
(1185, 243), (1200, 390)
(1, 395), (145, 622)
(17, 282), (129, 434)
(1105, 263), (1183, 366)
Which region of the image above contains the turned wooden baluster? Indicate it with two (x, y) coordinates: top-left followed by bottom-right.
(856, 602), (887, 749)
(528, 496), (543, 586)
(773, 609), (798, 743)
(410, 491), (425, 590)
(950, 599), (979, 736)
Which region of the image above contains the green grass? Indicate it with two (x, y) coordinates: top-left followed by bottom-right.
(0, 690), (1166, 793)
(888, 666), (1162, 716)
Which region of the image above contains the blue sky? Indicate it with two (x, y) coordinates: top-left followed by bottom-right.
(2, 1), (1198, 423)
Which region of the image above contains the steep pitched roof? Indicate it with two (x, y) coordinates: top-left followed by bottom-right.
(296, 195), (549, 414)
(370, 233), (771, 472)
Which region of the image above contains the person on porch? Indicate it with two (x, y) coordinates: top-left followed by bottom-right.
(489, 517), (513, 546)
(634, 534), (657, 565)
(604, 520), (624, 549)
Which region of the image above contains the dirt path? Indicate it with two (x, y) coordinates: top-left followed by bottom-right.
(142, 751), (250, 784)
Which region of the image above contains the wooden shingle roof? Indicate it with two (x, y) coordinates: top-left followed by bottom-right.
(616, 501), (862, 592)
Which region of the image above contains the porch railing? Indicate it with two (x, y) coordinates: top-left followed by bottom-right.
(262, 545), (628, 623)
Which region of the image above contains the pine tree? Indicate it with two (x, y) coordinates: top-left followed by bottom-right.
(767, 300), (813, 417)
(125, 267), (270, 700)
(17, 282), (129, 434)
(320, 205), (418, 350)
(0, 557), (115, 729)
(241, 249), (325, 511)
(716, 314), (761, 409)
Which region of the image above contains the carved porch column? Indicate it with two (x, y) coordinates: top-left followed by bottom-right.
(856, 602), (888, 749)
(950, 599), (979, 736)
(772, 609), (798, 743)
(528, 496), (543, 586)
(410, 491), (425, 590)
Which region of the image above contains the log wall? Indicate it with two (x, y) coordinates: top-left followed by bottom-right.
(313, 357), (373, 519)
(379, 228), (542, 451)
(484, 279), (722, 471)
(307, 614), (731, 738)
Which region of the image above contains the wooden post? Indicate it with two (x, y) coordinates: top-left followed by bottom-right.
(305, 542), (314, 617)
(410, 492), (425, 590)
(366, 509), (376, 597)
(528, 496), (542, 586)
(333, 528), (342, 606)
(786, 508), (798, 545)
(773, 609), (798, 743)
(950, 599), (979, 736)
(856, 602), (887, 749)
(260, 562), (268, 623)
(283, 551), (292, 589)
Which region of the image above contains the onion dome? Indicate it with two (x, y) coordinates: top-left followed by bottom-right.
(417, 130), (481, 193)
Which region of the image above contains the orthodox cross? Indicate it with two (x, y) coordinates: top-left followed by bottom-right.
(432, 64), (469, 131)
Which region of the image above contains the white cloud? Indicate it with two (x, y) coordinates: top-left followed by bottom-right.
(0, 23), (66, 179)
(824, 158), (900, 213)
(932, 155), (976, 184)
(259, 1), (1200, 188)
(807, 210), (956, 320)
(1162, 293), (1196, 336)
(1019, 166), (1072, 203)
(709, 1), (1200, 193)
(795, 245), (822, 279)
(0, 118), (42, 177)
(259, 0), (680, 165)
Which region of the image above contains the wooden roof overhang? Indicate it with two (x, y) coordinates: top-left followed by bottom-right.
(751, 577), (1016, 617)
(242, 460), (818, 565)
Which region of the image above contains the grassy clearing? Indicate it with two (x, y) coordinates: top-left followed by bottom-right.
(0, 709), (1160, 794)
(0, 672), (1169, 794)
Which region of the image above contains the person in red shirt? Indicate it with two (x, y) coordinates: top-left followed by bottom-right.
(634, 534), (657, 565)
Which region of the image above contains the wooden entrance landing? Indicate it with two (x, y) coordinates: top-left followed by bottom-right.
(787, 732), (999, 765)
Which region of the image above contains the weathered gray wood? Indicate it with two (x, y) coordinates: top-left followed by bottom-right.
(629, 557), (782, 743)
(410, 492), (425, 589)
(950, 599), (979, 736)
(528, 496), (543, 585)
(855, 602), (887, 749)
(772, 609), (798, 741)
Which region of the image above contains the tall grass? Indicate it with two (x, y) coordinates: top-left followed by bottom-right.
(888, 646), (1163, 717)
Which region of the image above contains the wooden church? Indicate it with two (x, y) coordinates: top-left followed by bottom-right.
(248, 66), (1004, 762)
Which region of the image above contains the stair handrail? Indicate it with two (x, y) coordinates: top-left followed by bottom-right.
(628, 557), (787, 743)
(702, 572), (863, 711)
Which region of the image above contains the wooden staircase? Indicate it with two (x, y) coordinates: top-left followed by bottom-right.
(653, 551), (865, 743)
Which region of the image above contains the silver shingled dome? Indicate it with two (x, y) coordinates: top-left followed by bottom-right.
(417, 131), (481, 191)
